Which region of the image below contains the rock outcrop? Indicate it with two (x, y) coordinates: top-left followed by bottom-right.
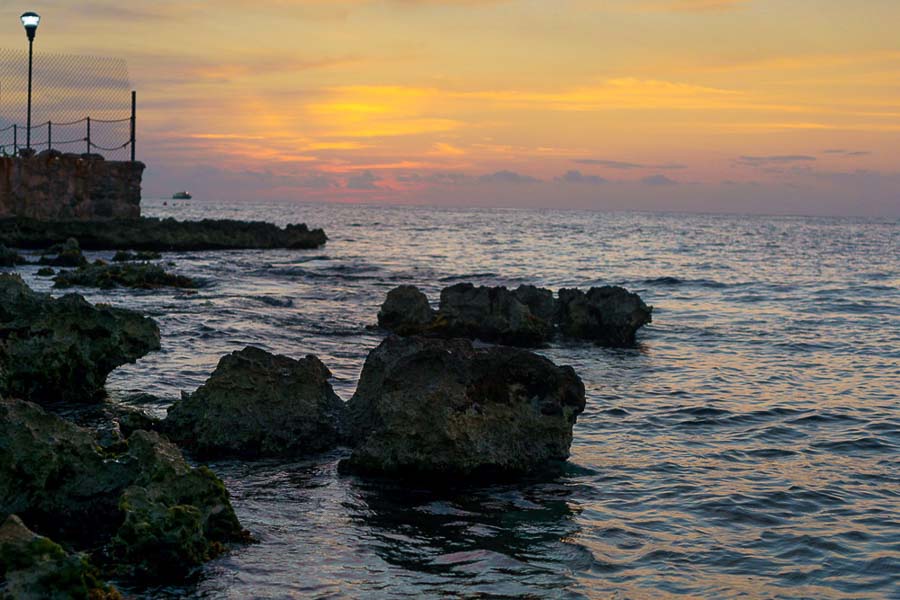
(0, 244), (26, 268)
(0, 515), (120, 600)
(376, 283), (652, 347)
(163, 347), (345, 458)
(0, 398), (246, 580)
(0, 275), (160, 404)
(0, 216), (327, 251)
(38, 238), (88, 267)
(342, 336), (586, 477)
(54, 263), (197, 290)
(376, 285), (435, 335)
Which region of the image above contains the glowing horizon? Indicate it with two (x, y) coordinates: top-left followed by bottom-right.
(2, 0), (898, 216)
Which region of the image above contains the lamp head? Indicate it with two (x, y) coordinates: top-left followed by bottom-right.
(21, 12), (40, 41)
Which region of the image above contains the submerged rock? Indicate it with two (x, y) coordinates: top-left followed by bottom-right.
(0, 515), (120, 600)
(36, 267), (55, 277)
(112, 250), (162, 262)
(556, 286), (653, 346)
(163, 347), (345, 458)
(342, 336), (586, 477)
(0, 274), (161, 404)
(376, 283), (652, 347)
(37, 237), (88, 267)
(0, 398), (245, 580)
(0, 216), (327, 251)
(377, 285), (435, 335)
(0, 244), (26, 268)
(54, 262), (197, 290)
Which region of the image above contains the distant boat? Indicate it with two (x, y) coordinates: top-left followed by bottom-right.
(172, 191), (192, 200)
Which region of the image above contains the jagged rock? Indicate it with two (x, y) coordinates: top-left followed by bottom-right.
(556, 286), (653, 346)
(0, 217), (328, 251)
(163, 347), (345, 459)
(36, 267), (55, 277)
(0, 515), (120, 600)
(342, 336), (586, 478)
(53, 262), (197, 290)
(376, 283), (652, 348)
(0, 398), (246, 581)
(376, 285), (435, 335)
(0, 245), (26, 268)
(112, 250), (162, 262)
(0, 274), (161, 404)
(38, 238), (88, 268)
(436, 283), (553, 347)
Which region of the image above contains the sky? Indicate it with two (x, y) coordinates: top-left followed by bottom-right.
(1, 0), (898, 216)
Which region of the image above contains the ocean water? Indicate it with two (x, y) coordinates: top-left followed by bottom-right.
(16, 200), (900, 599)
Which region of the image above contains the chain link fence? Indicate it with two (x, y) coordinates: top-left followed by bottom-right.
(0, 48), (135, 161)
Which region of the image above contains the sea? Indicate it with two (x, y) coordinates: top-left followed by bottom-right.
(16, 199), (900, 599)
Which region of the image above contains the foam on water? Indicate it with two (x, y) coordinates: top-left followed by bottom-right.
(16, 200), (899, 598)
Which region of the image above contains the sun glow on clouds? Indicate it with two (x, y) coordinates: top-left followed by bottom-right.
(10, 0), (898, 215)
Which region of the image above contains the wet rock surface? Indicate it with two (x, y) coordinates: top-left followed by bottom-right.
(37, 238), (88, 268)
(0, 275), (161, 404)
(0, 515), (120, 600)
(0, 216), (327, 251)
(376, 283), (652, 347)
(342, 336), (586, 478)
(112, 250), (163, 262)
(163, 347), (345, 459)
(0, 398), (246, 581)
(54, 262), (198, 290)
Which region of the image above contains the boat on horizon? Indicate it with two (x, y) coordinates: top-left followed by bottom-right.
(172, 191), (192, 200)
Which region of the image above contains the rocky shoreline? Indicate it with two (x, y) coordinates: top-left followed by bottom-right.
(0, 222), (654, 595)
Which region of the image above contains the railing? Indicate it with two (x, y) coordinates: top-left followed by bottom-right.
(0, 90), (136, 161)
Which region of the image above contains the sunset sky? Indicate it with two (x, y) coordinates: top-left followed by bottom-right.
(1, 0), (898, 216)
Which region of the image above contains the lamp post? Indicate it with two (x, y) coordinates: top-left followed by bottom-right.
(20, 11), (40, 153)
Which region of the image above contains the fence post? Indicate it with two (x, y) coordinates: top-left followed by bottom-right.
(130, 90), (136, 162)
(48, 121), (52, 151)
(86, 118), (91, 154)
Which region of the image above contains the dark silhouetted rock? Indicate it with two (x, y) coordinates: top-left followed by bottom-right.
(54, 262), (197, 290)
(0, 244), (26, 268)
(556, 286), (653, 346)
(0, 216), (327, 251)
(112, 249), (162, 262)
(342, 336), (586, 478)
(0, 274), (161, 404)
(0, 398), (246, 581)
(38, 237), (88, 267)
(377, 285), (435, 335)
(163, 347), (345, 459)
(36, 267), (54, 277)
(0, 515), (121, 600)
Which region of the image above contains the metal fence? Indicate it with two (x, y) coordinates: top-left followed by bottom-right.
(0, 48), (136, 161)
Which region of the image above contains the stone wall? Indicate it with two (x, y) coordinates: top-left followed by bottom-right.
(0, 152), (144, 220)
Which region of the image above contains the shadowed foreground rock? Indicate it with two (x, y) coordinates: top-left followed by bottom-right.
(0, 398), (246, 581)
(377, 283), (652, 347)
(0, 274), (161, 404)
(0, 216), (327, 251)
(54, 262), (197, 290)
(0, 244), (26, 268)
(342, 336), (586, 478)
(0, 515), (120, 600)
(163, 347), (345, 458)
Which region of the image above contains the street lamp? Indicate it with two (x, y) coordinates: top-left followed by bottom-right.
(20, 11), (40, 153)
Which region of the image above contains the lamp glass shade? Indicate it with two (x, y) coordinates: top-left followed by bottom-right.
(20, 12), (41, 29)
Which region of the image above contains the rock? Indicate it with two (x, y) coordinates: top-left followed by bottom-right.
(0, 216), (328, 252)
(0, 398), (246, 581)
(53, 262), (197, 290)
(36, 267), (55, 277)
(435, 283), (553, 347)
(38, 237), (88, 267)
(0, 274), (161, 404)
(163, 347), (345, 458)
(112, 250), (162, 262)
(377, 285), (435, 335)
(513, 284), (556, 322)
(342, 336), (586, 477)
(556, 286), (653, 346)
(0, 515), (121, 600)
(0, 244), (26, 268)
